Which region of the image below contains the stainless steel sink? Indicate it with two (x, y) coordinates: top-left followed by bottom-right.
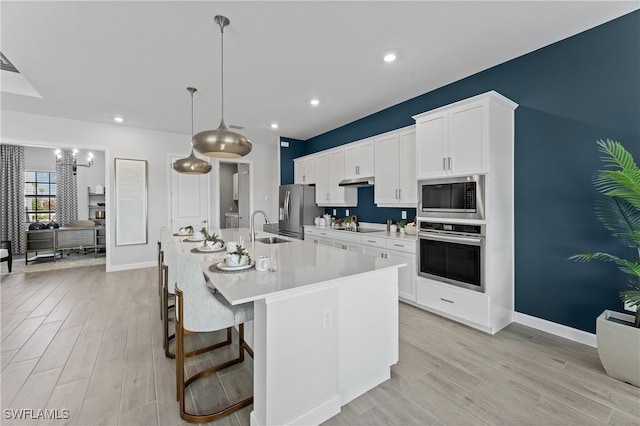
(256, 236), (291, 244)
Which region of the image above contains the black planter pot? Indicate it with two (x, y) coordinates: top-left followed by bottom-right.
(28, 221), (46, 230)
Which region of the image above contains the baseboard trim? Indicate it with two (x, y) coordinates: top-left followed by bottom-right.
(513, 312), (597, 348)
(107, 260), (155, 272)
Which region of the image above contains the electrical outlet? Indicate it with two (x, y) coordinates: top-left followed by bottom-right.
(345, 209), (350, 216)
(402, 211), (407, 220)
(333, 209), (337, 216)
(322, 308), (333, 328)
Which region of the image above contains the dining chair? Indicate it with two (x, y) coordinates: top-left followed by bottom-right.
(175, 253), (254, 423)
(158, 226), (171, 319)
(1, 241), (12, 273)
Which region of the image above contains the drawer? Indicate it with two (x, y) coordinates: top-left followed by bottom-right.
(416, 278), (490, 327)
(305, 227), (332, 239)
(332, 231), (361, 244)
(385, 239), (416, 254)
(361, 235), (386, 248)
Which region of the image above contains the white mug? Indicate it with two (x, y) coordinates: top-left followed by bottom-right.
(255, 255), (270, 272)
(226, 241), (238, 253)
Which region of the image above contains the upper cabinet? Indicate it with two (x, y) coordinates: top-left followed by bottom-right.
(315, 148), (357, 207)
(344, 139), (374, 179)
(294, 156), (316, 184)
(413, 91), (517, 179)
(374, 126), (417, 207)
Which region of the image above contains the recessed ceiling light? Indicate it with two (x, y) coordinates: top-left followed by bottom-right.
(114, 116), (124, 123)
(310, 99), (320, 106)
(384, 53), (397, 63)
(270, 123), (279, 129)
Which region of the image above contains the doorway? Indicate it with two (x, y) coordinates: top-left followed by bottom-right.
(218, 161), (251, 229)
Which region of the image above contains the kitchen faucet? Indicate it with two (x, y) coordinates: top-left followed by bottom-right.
(250, 210), (271, 241)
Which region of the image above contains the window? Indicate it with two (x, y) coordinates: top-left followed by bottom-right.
(25, 171), (57, 222)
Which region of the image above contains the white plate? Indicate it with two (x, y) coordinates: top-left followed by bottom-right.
(196, 244), (225, 253)
(215, 261), (254, 272)
(185, 237), (205, 242)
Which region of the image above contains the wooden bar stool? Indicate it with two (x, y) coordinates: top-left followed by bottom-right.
(158, 226), (171, 319)
(175, 254), (254, 423)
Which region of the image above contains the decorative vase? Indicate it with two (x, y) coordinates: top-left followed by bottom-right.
(596, 310), (640, 387)
(225, 254), (248, 267)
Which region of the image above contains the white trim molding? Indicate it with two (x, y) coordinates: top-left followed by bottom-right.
(107, 260), (155, 273)
(513, 312), (597, 348)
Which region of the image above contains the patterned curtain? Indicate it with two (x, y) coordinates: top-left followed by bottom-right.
(55, 151), (78, 226)
(0, 144), (26, 254)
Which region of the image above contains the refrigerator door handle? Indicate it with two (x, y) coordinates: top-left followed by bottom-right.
(284, 191), (291, 222)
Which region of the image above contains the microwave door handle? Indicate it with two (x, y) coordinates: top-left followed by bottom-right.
(421, 233), (483, 246)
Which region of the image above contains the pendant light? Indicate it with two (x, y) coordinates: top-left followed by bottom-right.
(192, 15), (252, 158)
(173, 87), (213, 174)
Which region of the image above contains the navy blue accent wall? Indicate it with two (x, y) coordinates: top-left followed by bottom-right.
(280, 11), (640, 333)
(279, 137), (306, 185)
(322, 187), (417, 225)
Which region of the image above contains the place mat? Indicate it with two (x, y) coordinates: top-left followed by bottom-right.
(183, 238), (204, 243)
(208, 262), (254, 274)
(173, 233), (193, 237)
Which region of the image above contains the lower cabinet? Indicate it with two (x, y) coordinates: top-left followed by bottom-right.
(416, 276), (490, 329)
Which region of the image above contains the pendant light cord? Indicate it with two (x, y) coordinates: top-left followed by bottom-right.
(220, 20), (225, 127)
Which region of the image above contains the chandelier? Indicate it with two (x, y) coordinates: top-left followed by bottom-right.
(55, 149), (93, 175)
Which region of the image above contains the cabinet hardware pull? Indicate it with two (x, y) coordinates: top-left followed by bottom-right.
(443, 157), (447, 170)
(448, 157), (452, 170)
(367, 240), (376, 243)
(398, 188), (402, 199)
(395, 189), (398, 199)
(393, 244), (403, 247)
(440, 298), (455, 304)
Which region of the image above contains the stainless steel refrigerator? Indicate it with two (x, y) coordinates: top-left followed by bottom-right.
(278, 184), (322, 240)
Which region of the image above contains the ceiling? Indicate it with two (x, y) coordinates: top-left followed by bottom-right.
(1, 1), (638, 146)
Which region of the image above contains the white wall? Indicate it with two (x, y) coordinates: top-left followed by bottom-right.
(2, 110), (279, 271)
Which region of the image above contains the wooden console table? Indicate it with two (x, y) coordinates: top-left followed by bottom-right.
(25, 226), (105, 264)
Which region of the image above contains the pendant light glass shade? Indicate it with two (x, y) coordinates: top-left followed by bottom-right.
(173, 87), (212, 174)
(192, 15), (252, 158)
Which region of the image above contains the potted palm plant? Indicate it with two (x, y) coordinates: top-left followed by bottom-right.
(571, 139), (640, 387)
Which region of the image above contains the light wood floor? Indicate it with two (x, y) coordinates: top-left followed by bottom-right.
(1, 265), (639, 425)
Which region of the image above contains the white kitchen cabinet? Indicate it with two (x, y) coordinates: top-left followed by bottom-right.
(374, 126), (417, 207)
(362, 245), (386, 259)
(344, 139), (374, 179)
(316, 149), (357, 207)
(294, 156), (317, 184)
(387, 249), (415, 302)
(416, 277), (490, 328)
(414, 91), (515, 179)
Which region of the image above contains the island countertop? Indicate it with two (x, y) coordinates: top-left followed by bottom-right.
(179, 227), (406, 305)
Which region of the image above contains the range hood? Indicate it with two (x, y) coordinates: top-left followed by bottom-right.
(338, 176), (375, 187)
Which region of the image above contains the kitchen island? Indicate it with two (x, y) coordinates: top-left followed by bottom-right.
(180, 228), (405, 426)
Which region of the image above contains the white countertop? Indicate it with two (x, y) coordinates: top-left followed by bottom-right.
(178, 228), (405, 305)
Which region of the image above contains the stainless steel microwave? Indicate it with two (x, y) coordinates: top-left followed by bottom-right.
(418, 175), (485, 220)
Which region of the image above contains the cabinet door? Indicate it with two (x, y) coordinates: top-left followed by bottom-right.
(374, 133), (400, 204)
(397, 128), (417, 204)
(387, 249), (416, 302)
(358, 140), (375, 177)
(344, 145), (359, 179)
(328, 150), (344, 202)
(315, 154), (330, 204)
(294, 159), (304, 184)
(449, 101), (485, 175)
(304, 158), (317, 184)
(362, 245), (386, 259)
(415, 112), (448, 179)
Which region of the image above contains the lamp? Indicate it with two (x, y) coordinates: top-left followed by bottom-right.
(192, 15), (252, 158)
(173, 87), (213, 175)
(55, 149), (93, 175)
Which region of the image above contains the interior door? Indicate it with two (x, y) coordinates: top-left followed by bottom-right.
(237, 163), (250, 228)
(170, 155), (209, 232)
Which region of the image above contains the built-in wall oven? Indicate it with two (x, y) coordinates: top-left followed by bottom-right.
(418, 221), (485, 292)
(418, 175), (485, 220)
